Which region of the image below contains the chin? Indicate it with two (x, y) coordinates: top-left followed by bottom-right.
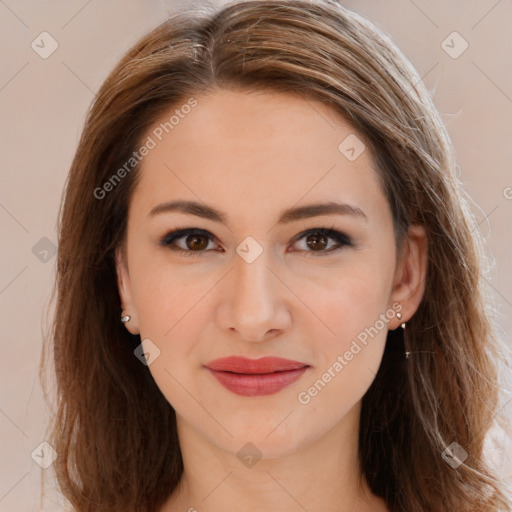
(217, 416), (321, 460)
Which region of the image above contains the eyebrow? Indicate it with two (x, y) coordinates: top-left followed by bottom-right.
(148, 199), (367, 226)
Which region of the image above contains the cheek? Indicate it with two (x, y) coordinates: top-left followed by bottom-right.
(294, 275), (392, 430)
(307, 262), (393, 343)
(128, 262), (213, 402)
(129, 256), (209, 339)
(299, 262), (394, 402)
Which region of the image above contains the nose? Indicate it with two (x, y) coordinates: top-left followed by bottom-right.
(216, 247), (292, 342)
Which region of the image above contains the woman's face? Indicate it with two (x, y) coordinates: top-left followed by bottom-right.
(115, 88), (426, 457)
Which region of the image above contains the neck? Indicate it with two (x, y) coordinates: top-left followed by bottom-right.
(161, 401), (388, 512)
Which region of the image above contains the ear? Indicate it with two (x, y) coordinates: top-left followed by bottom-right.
(389, 224), (428, 329)
(115, 246), (140, 335)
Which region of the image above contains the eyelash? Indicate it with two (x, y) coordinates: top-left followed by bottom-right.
(158, 224), (353, 258)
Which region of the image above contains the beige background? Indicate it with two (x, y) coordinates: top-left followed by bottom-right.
(1, 1), (511, 510)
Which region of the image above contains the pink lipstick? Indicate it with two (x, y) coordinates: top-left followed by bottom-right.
(204, 356), (309, 397)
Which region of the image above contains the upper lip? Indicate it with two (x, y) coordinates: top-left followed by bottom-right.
(205, 356), (309, 374)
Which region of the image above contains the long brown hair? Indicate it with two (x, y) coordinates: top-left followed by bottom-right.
(40, 1), (512, 510)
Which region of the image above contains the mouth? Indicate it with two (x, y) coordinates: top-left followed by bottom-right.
(204, 356), (310, 396)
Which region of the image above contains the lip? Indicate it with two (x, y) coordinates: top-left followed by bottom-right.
(204, 356), (310, 397)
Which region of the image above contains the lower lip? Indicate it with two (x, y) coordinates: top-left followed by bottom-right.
(206, 367), (309, 396)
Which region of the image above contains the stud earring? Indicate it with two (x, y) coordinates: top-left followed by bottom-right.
(121, 314), (131, 323)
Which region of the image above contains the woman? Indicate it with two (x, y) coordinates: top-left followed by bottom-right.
(41, 1), (512, 511)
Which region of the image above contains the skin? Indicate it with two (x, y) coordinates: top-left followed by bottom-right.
(115, 88), (428, 512)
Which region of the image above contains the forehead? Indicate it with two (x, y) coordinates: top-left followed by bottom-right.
(129, 88), (387, 226)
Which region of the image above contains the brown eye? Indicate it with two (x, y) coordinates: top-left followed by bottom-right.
(305, 232), (329, 251)
(159, 226), (353, 258)
(185, 234), (210, 251)
(159, 228), (218, 257)
(292, 227), (353, 256)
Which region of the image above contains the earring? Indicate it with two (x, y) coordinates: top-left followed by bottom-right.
(121, 314), (131, 323)
(401, 320), (410, 359)
(396, 312), (406, 330)
(397, 311), (410, 358)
